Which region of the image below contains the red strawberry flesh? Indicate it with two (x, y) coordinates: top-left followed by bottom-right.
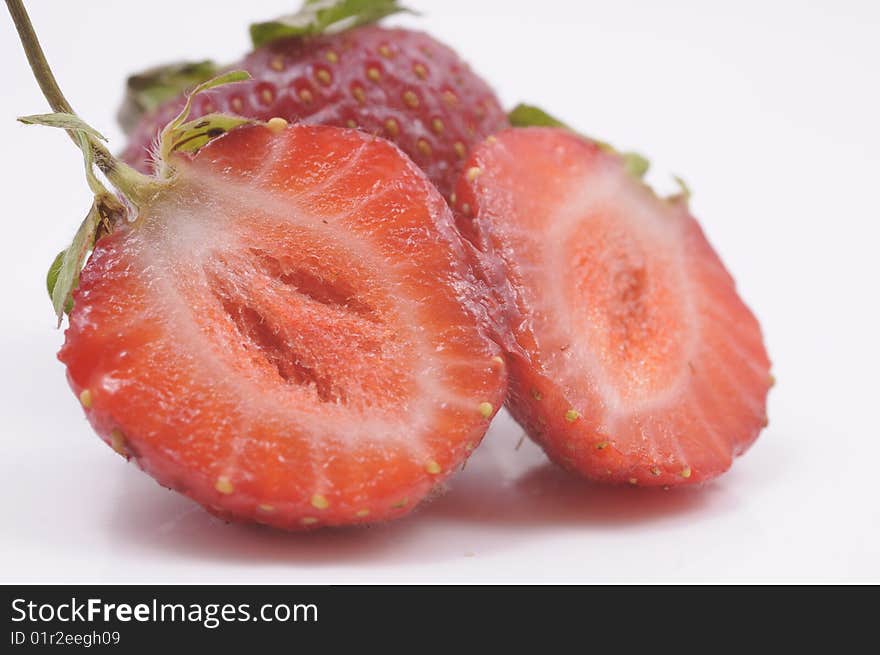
(454, 128), (772, 486)
(61, 124), (506, 528)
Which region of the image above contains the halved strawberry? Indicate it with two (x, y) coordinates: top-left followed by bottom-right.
(119, 8), (508, 199)
(454, 127), (772, 486)
(60, 123), (506, 528)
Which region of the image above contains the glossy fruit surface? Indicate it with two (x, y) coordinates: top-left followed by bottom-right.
(454, 127), (772, 486)
(62, 124), (506, 527)
(120, 26), (509, 198)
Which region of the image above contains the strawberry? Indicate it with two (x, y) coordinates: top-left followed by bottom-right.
(454, 127), (772, 486)
(118, 1), (508, 199)
(8, 0), (505, 528)
(62, 123), (506, 528)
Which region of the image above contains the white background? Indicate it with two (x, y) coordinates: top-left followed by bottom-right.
(1, 0), (878, 584)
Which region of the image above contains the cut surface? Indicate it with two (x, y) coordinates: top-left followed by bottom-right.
(61, 124), (506, 528)
(454, 128), (771, 486)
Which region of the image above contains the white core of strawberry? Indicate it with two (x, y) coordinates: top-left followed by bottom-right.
(544, 162), (695, 415)
(93, 144), (484, 467)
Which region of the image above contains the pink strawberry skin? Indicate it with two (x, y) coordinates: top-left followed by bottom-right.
(120, 26), (509, 198)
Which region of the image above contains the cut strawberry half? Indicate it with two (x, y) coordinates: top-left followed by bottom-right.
(454, 127), (772, 486)
(60, 123), (506, 528)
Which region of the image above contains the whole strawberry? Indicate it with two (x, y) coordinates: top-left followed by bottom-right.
(119, 1), (509, 199)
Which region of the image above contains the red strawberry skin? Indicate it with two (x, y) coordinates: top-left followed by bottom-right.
(61, 124), (506, 529)
(454, 128), (772, 486)
(120, 26), (508, 199)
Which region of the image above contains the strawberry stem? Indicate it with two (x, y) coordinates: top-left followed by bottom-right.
(5, 0), (157, 205)
(5, 0), (73, 116)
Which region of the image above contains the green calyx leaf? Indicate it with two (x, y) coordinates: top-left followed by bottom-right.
(164, 71), (252, 135)
(47, 207), (98, 323)
(671, 175), (692, 202)
(46, 251), (71, 315)
(19, 112), (145, 323)
(19, 111), (157, 205)
(508, 104), (568, 130)
(46, 193), (126, 325)
(250, 0), (414, 48)
(18, 112), (106, 141)
(19, 112), (113, 196)
(624, 152), (650, 179)
(507, 103), (651, 180)
(117, 60), (220, 135)
(163, 113), (255, 156)
(158, 71), (253, 171)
